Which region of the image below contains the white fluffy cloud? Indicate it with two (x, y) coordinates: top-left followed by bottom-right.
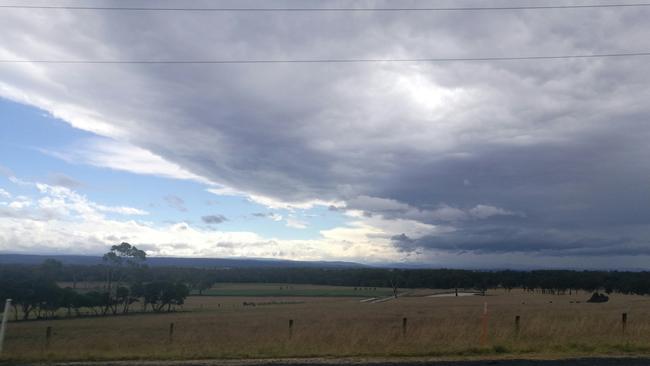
(285, 217), (308, 229)
(7, 196), (32, 210)
(43, 138), (211, 185)
(0, 188), (10, 199)
(0, 175), (420, 262)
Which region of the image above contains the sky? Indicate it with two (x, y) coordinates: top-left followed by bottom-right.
(2, 0), (650, 269)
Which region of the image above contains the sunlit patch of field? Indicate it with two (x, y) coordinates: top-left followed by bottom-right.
(3, 288), (650, 362)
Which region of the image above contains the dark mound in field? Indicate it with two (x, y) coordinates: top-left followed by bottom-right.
(587, 292), (609, 303)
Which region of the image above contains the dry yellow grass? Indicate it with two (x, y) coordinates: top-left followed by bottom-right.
(3, 288), (650, 362)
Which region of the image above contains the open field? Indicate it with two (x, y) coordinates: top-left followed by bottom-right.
(195, 283), (395, 297)
(3, 285), (650, 363)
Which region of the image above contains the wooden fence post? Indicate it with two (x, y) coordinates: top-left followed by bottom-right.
(480, 302), (488, 346)
(402, 317), (408, 336)
(515, 315), (520, 337)
(169, 322), (174, 343)
(45, 326), (52, 348)
(289, 319), (294, 339)
(622, 313), (628, 334)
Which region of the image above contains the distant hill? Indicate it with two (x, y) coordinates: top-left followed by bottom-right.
(0, 253), (365, 269)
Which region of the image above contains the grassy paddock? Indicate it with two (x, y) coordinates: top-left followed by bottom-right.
(195, 283), (394, 297)
(2, 288), (650, 362)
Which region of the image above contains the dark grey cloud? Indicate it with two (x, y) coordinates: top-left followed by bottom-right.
(164, 195), (186, 212)
(392, 224), (650, 258)
(377, 129), (650, 256)
(202, 214), (227, 224)
(104, 235), (119, 243)
(3, 1), (650, 264)
(251, 212), (283, 222)
(48, 173), (83, 189)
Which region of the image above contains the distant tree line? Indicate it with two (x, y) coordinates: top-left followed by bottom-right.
(3, 246), (650, 320)
(115, 267), (650, 296)
(0, 243), (189, 321)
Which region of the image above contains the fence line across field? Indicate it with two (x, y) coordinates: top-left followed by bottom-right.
(0, 303), (637, 354)
(20, 311), (635, 349)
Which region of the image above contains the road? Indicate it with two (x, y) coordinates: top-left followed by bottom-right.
(5, 358), (650, 366)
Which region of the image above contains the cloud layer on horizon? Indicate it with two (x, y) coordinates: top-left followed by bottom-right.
(0, 175), (410, 262)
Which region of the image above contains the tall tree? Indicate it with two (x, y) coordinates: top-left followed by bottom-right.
(102, 242), (147, 314)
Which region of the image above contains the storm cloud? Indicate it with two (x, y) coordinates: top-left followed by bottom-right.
(2, 1), (650, 264)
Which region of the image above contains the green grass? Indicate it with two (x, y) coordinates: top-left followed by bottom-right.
(196, 288), (391, 297)
(194, 283), (394, 297)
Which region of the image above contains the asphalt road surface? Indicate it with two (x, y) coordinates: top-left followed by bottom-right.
(6, 358), (650, 366)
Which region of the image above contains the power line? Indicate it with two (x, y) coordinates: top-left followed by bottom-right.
(1, 52), (650, 65)
(1, 3), (650, 12)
